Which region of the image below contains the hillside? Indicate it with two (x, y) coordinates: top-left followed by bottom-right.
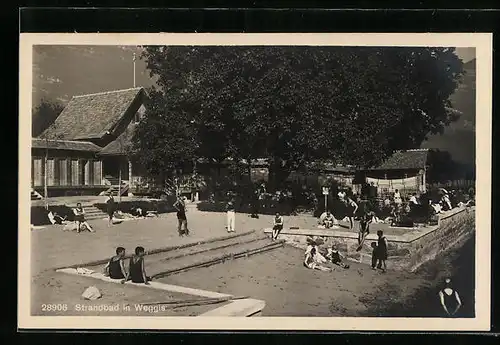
(31, 46), (476, 168)
(421, 58), (476, 166)
(32, 45), (156, 108)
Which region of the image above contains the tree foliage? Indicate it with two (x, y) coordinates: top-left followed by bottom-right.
(133, 46), (464, 188)
(32, 98), (65, 137)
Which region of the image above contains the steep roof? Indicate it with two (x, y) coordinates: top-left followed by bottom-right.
(98, 126), (136, 156)
(41, 87), (145, 141)
(32, 138), (101, 152)
(370, 149), (429, 171)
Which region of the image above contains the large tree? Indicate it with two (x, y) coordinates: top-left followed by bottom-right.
(133, 46), (464, 189)
(32, 98), (65, 137)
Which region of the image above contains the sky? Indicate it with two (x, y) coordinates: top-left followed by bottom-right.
(455, 47), (475, 63)
(31, 45), (476, 165)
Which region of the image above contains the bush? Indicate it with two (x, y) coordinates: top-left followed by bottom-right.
(197, 198), (296, 215)
(93, 199), (175, 215)
(31, 205), (75, 225)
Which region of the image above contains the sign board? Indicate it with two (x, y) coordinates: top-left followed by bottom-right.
(322, 187), (329, 195)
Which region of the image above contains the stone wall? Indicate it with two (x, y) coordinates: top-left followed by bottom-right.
(279, 206), (475, 272)
(405, 207), (475, 272)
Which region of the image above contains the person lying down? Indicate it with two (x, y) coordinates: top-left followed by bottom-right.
(304, 246), (331, 272)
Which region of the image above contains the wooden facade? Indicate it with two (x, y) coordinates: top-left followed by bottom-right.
(31, 150), (104, 188)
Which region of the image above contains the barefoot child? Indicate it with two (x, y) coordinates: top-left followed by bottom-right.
(320, 211), (336, 229)
(304, 247), (331, 272)
(104, 247), (127, 280)
(272, 212), (284, 241)
(376, 230), (388, 272)
(326, 245), (350, 269)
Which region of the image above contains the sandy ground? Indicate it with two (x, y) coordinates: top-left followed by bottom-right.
(31, 271), (221, 316)
(30, 209), (474, 317)
(30, 211), (301, 316)
(163, 235), (475, 317)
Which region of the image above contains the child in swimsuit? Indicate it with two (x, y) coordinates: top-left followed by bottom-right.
(327, 245), (350, 269)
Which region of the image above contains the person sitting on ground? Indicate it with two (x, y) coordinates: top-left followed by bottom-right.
(370, 242), (379, 270)
(73, 203), (94, 233)
(326, 245), (350, 269)
(319, 211), (336, 229)
(130, 207), (143, 217)
(48, 211), (67, 225)
(272, 212), (284, 241)
(305, 240), (328, 264)
(303, 247), (331, 272)
(126, 246), (151, 285)
(103, 247), (128, 281)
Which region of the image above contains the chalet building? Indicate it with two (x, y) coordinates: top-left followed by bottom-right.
(358, 149), (430, 197)
(31, 87), (148, 197)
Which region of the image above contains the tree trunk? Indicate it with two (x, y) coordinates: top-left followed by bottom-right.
(268, 158), (292, 192)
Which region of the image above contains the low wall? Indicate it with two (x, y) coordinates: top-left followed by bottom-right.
(267, 206), (475, 272)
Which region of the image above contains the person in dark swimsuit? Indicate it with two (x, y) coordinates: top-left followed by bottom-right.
(103, 247), (127, 281)
(173, 196), (189, 236)
(376, 230), (388, 272)
(327, 245), (350, 269)
(127, 246), (151, 285)
(439, 278), (462, 317)
(73, 203), (94, 233)
(106, 194), (116, 227)
(358, 211), (373, 245)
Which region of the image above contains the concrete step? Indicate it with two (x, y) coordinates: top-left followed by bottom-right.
(148, 232), (283, 278)
(65, 205), (108, 220)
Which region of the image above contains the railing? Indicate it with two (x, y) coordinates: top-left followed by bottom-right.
(428, 180), (475, 190)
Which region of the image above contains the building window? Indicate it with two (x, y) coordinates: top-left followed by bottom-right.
(134, 110), (143, 124)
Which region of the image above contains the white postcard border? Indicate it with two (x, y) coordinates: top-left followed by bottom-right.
(18, 32), (492, 331)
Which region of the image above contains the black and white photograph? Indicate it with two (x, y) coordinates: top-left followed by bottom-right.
(18, 33), (492, 331)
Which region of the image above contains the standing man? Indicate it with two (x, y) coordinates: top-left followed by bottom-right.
(251, 184), (260, 219)
(342, 194), (358, 231)
(226, 197), (236, 233)
(105, 193), (116, 227)
(439, 278), (462, 317)
(173, 196), (189, 236)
